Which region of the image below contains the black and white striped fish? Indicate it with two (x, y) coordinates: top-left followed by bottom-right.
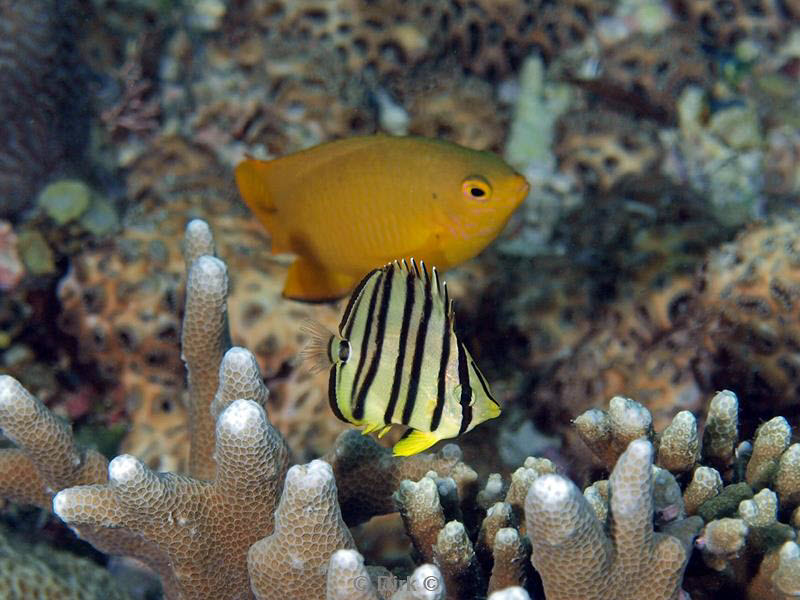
(303, 259), (500, 456)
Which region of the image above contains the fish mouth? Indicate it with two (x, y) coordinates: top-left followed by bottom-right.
(514, 175), (530, 202)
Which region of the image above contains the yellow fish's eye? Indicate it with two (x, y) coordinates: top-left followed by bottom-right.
(462, 176), (492, 201)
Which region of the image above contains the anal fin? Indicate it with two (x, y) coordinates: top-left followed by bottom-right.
(284, 258), (358, 302)
(392, 429), (440, 457)
(361, 422), (384, 435)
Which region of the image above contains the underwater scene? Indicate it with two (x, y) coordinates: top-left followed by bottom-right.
(1, 0), (800, 598)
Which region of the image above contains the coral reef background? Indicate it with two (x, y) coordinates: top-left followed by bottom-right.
(0, 0), (799, 598)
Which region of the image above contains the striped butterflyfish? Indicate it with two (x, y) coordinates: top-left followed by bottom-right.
(303, 259), (501, 456)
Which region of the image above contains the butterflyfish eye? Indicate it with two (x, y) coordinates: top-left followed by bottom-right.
(338, 340), (350, 362)
(462, 176), (492, 201)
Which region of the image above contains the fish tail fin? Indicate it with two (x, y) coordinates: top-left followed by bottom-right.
(234, 158), (291, 253)
(299, 319), (336, 373)
(392, 429), (441, 456)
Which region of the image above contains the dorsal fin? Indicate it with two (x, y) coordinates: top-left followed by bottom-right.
(388, 258), (455, 323)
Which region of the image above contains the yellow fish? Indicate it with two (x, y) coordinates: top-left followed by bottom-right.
(304, 259), (501, 456)
(235, 134), (529, 302)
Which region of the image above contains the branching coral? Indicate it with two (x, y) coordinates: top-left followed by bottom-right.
(575, 391), (800, 599)
(527, 439), (697, 600)
(0, 375), (108, 509)
(3, 217), (799, 600)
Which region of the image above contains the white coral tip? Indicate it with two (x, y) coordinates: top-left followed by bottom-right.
(186, 219), (211, 238)
(626, 438), (653, 460)
(191, 255), (227, 287)
(488, 587), (531, 600)
(531, 474), (572, 506)
(0, 375), (22, 407)
(408, 564), (444, 600)
(222, 347), (258, 374)
(330, 548), (362, 570)
(288, 459), (334, 491)
(109, 454), (143, 483)
(219, 399), (264, 434)
(52, 489), (72, 518)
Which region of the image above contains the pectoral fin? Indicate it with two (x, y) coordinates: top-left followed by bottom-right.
(408, 230), (449, 271)
(392, 429), (440, 457)
(284, 258), (358, 302)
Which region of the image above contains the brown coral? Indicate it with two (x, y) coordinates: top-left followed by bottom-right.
(526, 439), (697, 600)
(227, 0), (612, 82)
(55, 398), (290, 600)
(565, 28), (711, 124)
(696, 217), (800, 412)
(671, 0), (800, 47)
(555, 109), (663, 192)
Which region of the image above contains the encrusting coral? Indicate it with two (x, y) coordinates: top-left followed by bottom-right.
(0, 524), (131, 600)
(2, 218), (800, 599)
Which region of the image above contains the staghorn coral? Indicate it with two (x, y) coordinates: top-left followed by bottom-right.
(55, 397), (289, 600)
(574, 392), (800, 599)
(57, 159), (348, 465)
(0, 375), (108, 510)
(526, 439), (698, 600)
(49, 220), (288, 599)
(6, 217), (800, 599)
(0, 220), (462, 599)
(248, 460), (355, 599)
(327, 430), (477, 526)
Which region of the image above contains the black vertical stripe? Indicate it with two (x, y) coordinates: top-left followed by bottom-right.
(350, 272), (383, 412)
(431, 310), (450, 431)
(353, 265), (394, 420)
(471, 360), (497, 406)
(402, 273), (433, 425)
(328, 365), (347, 422)
(340, 268), (380, 336)
(456, 341), (473, 435)
(385, 266), (415, 423)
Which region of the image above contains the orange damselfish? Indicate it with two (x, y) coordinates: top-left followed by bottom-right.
(234, 134), (529, 301)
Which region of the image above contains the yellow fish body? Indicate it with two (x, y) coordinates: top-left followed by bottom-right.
(235, 135), (529, 301)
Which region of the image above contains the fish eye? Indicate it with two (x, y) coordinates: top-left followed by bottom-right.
(338, 340), (350, 362)
(462, 176), (492, 201)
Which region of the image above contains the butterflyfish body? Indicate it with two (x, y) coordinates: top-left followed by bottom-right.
(303, 259), (501, 456)
(235, 135), (529, 302)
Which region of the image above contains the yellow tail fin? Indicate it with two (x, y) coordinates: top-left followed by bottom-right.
(234, 158), (290, 253)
